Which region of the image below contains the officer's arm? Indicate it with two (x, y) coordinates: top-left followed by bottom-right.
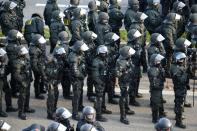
(72, 23), (82, 40)
(36, 19), (45, 36)
(13, 63), (23, 82)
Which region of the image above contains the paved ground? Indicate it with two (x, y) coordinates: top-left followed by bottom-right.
(1, 73), (197, 131)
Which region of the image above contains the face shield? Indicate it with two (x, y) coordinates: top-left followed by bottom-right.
(9, 2), (17, 10)
(91, 32), (98, 40)
(128, 47), (136, 56)
(112, 33), (120, 42)
(0, 48), (7, 57)
(154, 54), (165, 65)
(80, 43), (89, 51)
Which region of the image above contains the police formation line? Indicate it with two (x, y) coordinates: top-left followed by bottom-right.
(0, 0), (197, 130)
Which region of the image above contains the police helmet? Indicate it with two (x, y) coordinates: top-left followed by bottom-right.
(190, 13), (197, 24)
(71, 40), (89, 52)
(88, 1), (97, 11)
(3, 1), (17, 11)
(0, 120), (11, 131)
(58, 31), (71, 44)
(164, 13), (181, 24)
(80, 124), (98, 131)
(104, 32), (120, 45)
(52, 10), (65, 20)
(22, 124), (45, 131)
(82, 31), (97, 43)
(172, 1), (185, 12)
(119, 46), (135, 59)
(155, 117), (173, 131)
(47, 122), (67, 131)
(31, 34), (46, 46)
(150, 54), (165, 66)
(97, 45), (108, 55)
(98, 12), (109, 24)
(0, 48), (7, 57)
(82, 106), (96, 123)
(174, 38), (191, 51)
(7, 29), (23, 41)
(55, 107), (72, 121)
(127, 29), (142, 42)
(70, 0), (80, 6)
(151, 33), (165, 43)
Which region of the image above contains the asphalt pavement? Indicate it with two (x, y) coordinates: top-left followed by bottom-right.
(1, 0), (197, 131)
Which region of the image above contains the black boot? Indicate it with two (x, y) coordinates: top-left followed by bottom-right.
(96, 115), (108, 122)
(18, 112), (27, 120)
(102, 108), (112, 114)
(175, 115), (186, 129)
(129, 98), (140, 107)
(0, 111), (8, 117)
(120, 103), (129, 125)
(25, 107), (35, 113)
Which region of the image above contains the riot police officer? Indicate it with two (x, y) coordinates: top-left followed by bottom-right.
(0, 47), (17, 115)
(23, 124), (45, 131)
(80, 124), (98, 131)
(49, 10), (66, 53)
(88, 1), (99, 32)
(44, 0), (60, 27)
(47, 122), (67, 131)
(82, 31), (97, 102)
(172, 1), (187, 37)
(160, 13), (180, 76)
(29, 34), (46, 99)
(170, 52), (187, 128)
(98, 0), (109, 13)
(104, 32), (120, 104)
(24, 13), (45, 46)
(148, 54), (166, 123)
(92, 45), (111, 122)
(68, 41), (89, 120)
(144, 0), (162, 34)
(124, 0), (139, 32)
(129, 12), (148, 73)
(147, 33), (166, 61)
(95, 12), (111, 46)
(6, 29), (23, 98)
(13, 46), (34, 120)
(10, 0), (26, 32)
(155, 117), (173, 131)
(45, 49), (65, 120)
(57, 31), (72, 99)
(127, 29), (142, 106)
(108, 0), (124, 49)
(185, 13), (197, 41)
(0, 1), (20, 36)
(0, 49), (8, 117)
(70, 8), (87, 46)
(77, 106), (105, 131)
(115, 46), (136, 125)
(63, 0), (80, 28)
(55, 107), (74, 131)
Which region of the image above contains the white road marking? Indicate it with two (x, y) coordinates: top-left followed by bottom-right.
(35, 3), (88, 8)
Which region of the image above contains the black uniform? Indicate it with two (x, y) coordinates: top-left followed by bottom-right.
(44, 0), (60, 26)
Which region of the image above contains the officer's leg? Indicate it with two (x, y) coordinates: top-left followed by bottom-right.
(95, 82), (107, 122)
(24, 83), (35, 113)
(102, 84), (112, 114)
(3, 78), (17, 112)
(184, 78), (191, 107)
(62, 72), (72, 99)
(54, 84), (59, 112)
(47, 84), (55, 120)
(151, 90), (160, 123)
(129, 78), (140, 106)
(40, 76), (46, 94)
(50, 40), (56, 54)
(11, 74), (19, 97)
(33, 72), (44, 99)
(119, 86), (131, 124)
(78, 80), (84, 111)
(72, 79), (80, 120)
(107, 76), (118, 105)
(135, 75), (143, 98)
(87, 72), (95, 102)
(159, 90), (166, 117)
(174, 89), (186, 128)
(0, 79), (7, 117)
(141, 47), (148, 73)
(18, 83), (27, 120)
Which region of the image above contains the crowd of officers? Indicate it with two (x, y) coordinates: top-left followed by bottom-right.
(0, 0), (197, 130)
